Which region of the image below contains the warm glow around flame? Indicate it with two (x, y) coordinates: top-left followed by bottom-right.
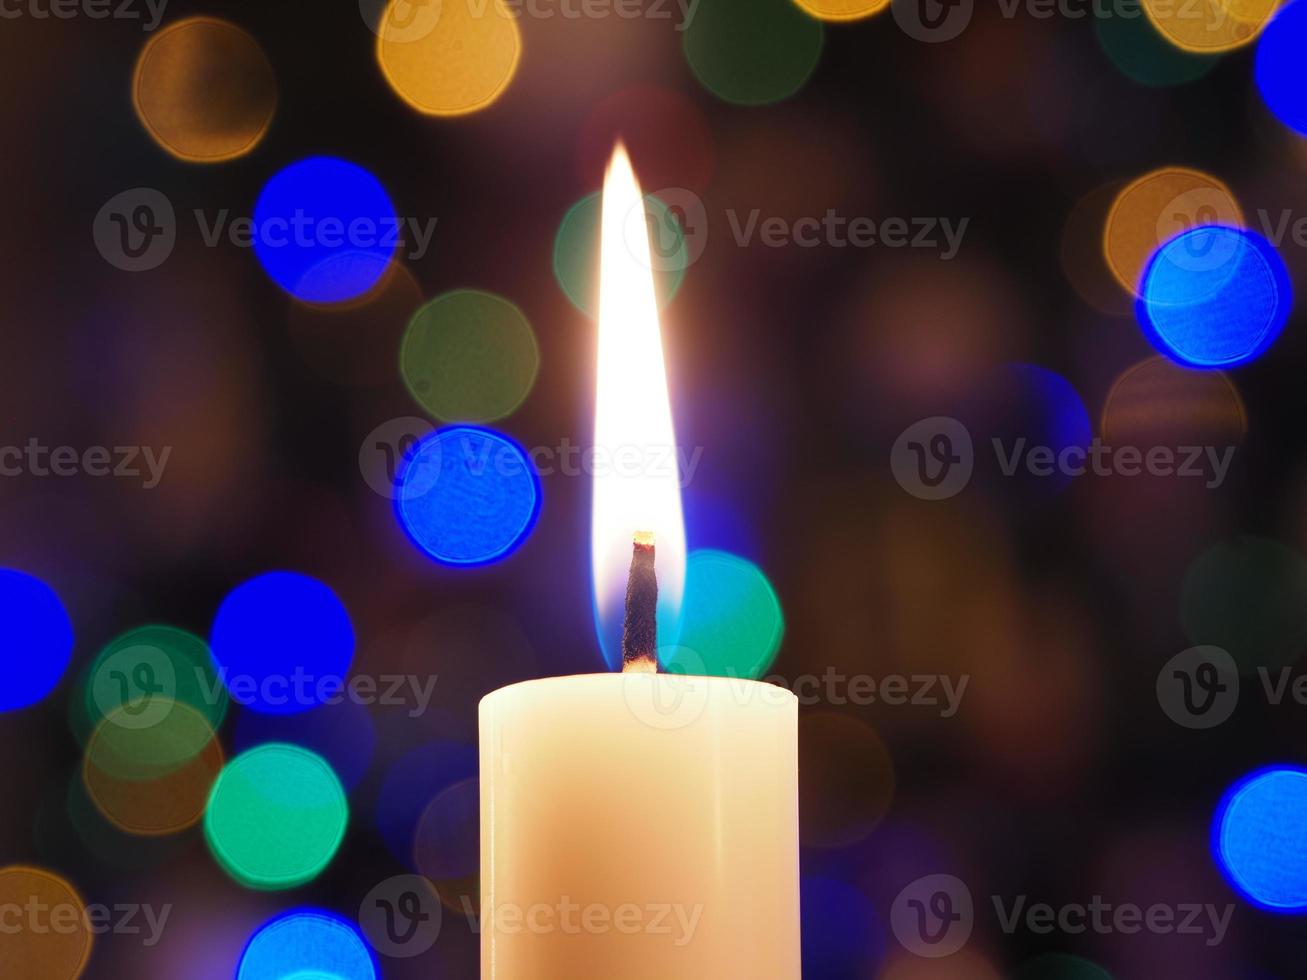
(591, 143), (687, 665)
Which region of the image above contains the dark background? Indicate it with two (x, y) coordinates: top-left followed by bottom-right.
(2, 0), (1306, 976)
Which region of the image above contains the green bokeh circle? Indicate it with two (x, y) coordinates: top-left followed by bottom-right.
(73, 625), (227, 746)
(400, 289), (540, 423)
(1009, 953), (1114, 980)
(1181, 535), (1307, 673)
(1095, 9), (1220, 87)
(552, 191), (688, 318)
(204, 743), (348, 890)
(683, 0), (824, 106)
(663, 550), (785, 680)
(86, 700), (218, 782)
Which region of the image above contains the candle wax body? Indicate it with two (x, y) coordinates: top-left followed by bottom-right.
(479, 673), (800, 979)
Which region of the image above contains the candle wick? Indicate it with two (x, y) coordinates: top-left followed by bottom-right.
(621, 531), (659, 674)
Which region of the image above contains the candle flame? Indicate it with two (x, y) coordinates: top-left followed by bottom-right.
(591, 143), (687, 669)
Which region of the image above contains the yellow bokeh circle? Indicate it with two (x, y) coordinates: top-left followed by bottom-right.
(0, 866), (92, 979)
(82, 702), (225, 837)
(1102, 166), (1243, 294)
(376, 0), (522, 116)
(133, 17), (277, 163)
(1142, 0), (1280, 52)
(792, 0), (890, 20)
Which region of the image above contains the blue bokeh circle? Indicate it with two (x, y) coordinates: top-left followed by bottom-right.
(0, 568), (73, 712)
(1136, 225), (1292, 368)
(395, 426), (541, 566)
(253, 156), (397, 304)
(1255, 0), (1307, 135)
(237, 909), (377, 980)
(210, 571), (356, 716)
(1214, 765), (1307, 913)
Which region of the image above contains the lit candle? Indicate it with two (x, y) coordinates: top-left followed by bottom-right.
(478, 146), (801, 978)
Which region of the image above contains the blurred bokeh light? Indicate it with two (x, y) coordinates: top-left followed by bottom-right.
(374, 0), (521, 116)
(661, 549), (784, 678)
(1215, 766), (1307, 912)
(799, 875), (885, 976)
(233, 698), (376, 791)
(132, 17), (276, 162)
(394, 427), (542, 565)
(79, 624), (226, 742)
(682, 0), (824, 105)
(0, 568), (72, 712)
(237, 909), (377, 980)
(795, 0), (890, 20)
(82, 694), (217, 782)
(413, 775), (481, 906)
(1103, 168), (1243, 295)
(1100, 355), (1247, 447)
(205, 744), (348, 890)
(1142, 0), (1279, 53)
(0, 866), (91, 979)
(799, 712), (895, 848)
(1136, 226), (1292, 367)
(210, 571), (356, 716)
(375, 740), (478, 867)
(554, 190), (689, 317)
(1256, 0), (1307, 134)
(1181, 536), (1307, 673)
(82, 701), (223, 835)
(400, 290), (540, 423)
(253, 157), (397, 304)
(1009, 953), (1114, 979)
(1095, 11), (1221, 86)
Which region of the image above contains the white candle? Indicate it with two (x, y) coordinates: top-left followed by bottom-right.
(479, 672), (800, 977)
(478, 142), (801, 977)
